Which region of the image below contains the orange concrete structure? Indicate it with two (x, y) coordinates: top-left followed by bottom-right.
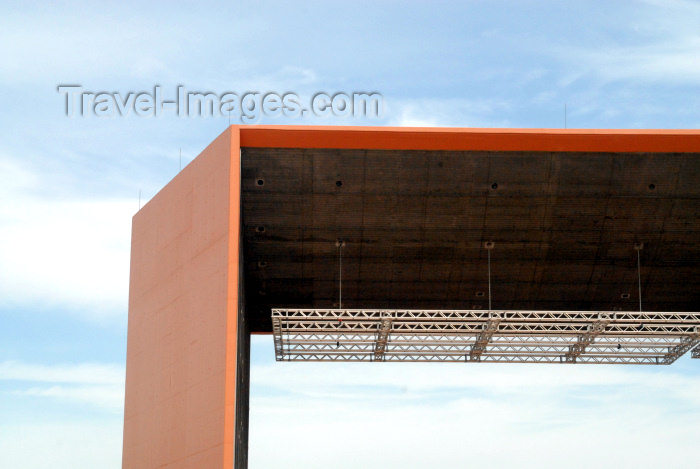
(123, 126), (700, 468)
(124, 130), (243, 468)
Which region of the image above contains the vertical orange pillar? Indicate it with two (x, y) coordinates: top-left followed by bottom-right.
(123, 127), (246, 468)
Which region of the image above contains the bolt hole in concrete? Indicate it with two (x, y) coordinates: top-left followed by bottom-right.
(258, 261), (268, 268)
(256, 225), (266, 233)
(491, 182), (498, 190)
(648, 183), (656, 190)
(336, 180), (343, 187)
(476, 291), (485, 297)
(256, 178), (264, 186)
(621, 293), (631, 299)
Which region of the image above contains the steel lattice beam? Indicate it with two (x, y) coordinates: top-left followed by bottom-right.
(692, 346), (700, 359)
(271, 309), (700, 365)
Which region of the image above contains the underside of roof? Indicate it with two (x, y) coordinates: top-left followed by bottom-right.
(242, 147), (700, 333)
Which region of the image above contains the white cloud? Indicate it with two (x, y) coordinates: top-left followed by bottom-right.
(1, 360), (125, 413)
(553, 1), (700, 86)
(0, 4), (265, 86)
(0, 12), (168, 83)
(387, 98), (512, 127)
(574, 35), (700, 84)
(16, 385), (124, 413)
(0, 158), (39, 195)
(250, 336), (700, 468)
(250, 384), (700, 468)
(0, 157), (133, 321)
(0, 422), (122, 469)
(0, 360), (124, 385)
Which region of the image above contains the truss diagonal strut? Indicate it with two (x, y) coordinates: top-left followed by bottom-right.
(373, 316), (393, 361)
(469, 315), (501, 361)
(564, 314), (611, 363)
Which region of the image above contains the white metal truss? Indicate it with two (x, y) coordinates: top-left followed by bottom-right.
(271, 309), (700, 365)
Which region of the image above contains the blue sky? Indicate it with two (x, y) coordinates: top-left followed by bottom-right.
(0, 0), (699, 467)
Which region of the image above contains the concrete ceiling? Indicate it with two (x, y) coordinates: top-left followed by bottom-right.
(241, 147), (699, 332)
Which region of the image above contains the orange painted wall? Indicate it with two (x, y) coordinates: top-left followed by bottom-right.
(123, 127), (241, 468)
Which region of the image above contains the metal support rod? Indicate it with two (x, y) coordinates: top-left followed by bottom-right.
(485, 241), (494, 312)
(635, 243), (643, 313)
(637, 249), (642, 313)
(337, 240), (344, 309)
(488, 249), (492, 312)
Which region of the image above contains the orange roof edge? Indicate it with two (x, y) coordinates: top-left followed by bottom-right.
(235, 125), (700, 153)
